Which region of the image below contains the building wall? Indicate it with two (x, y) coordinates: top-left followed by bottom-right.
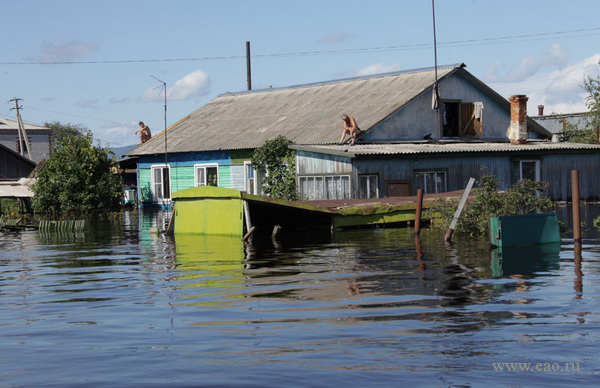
(296, 151), (352, 175)
(0, 132), (52, 164)
(137, 150), (254, 205)
(363, 73), (512, 142)
(296, 149), (600, 201)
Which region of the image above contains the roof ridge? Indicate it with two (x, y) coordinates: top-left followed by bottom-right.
(218, 63), (465, 97)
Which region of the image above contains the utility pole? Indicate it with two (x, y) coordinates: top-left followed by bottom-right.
(10, 98), (33, 161)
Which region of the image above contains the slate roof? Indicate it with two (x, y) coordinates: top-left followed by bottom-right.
(0, 119), (50, 134)
(127, 64), (465, 156)
(291, 141), (600, 158)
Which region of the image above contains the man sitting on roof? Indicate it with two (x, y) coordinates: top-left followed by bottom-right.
(340, 114), (362, 145)
(135, 121), (152, 144)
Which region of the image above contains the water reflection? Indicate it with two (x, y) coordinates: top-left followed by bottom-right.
(2, 208), (599, 386)
(174, 234), (245, 305)
(490, 243), (561, 278)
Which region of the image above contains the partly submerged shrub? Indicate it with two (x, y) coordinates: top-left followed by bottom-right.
(424, 174), (554, 239)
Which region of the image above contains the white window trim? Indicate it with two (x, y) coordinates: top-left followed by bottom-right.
(515, 159), (541, 181)
(151, 164), (172, 202)
(194, 163), (220, 187)
(243, 161), (258, 194)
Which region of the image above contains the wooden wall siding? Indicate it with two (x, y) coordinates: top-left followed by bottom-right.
(229, 165), (246, 191)
(0, 148), (35, 179)
(541, 153), (600, 201)
(296, 151), (352, 175)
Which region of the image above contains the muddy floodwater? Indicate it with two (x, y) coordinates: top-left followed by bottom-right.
(1, 205), (600, 387)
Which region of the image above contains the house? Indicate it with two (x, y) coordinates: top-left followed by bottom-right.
(0, 119), (52, 164)
(126, 63), (600, 205)
(0, 143), (36, 180)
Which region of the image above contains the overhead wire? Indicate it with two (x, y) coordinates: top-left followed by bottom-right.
(0, 27), (598, 65)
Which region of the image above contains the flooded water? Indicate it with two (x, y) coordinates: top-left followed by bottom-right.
(1, 206), (600, 387)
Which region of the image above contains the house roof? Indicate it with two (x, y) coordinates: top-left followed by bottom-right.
(127, 64), (468, 156)
(0, 119), (50, 135)
(291, 141), (600, 158)
(532, 112), (591, 134)
(126, 63), (551, 157)
(0, 142), (37, 167)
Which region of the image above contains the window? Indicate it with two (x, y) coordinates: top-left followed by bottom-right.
(359, 175), (379, 199)
(244, 162), (257, 194)
(151, 165), (171, 201)
(299, 175), (350, 200)
(511, 159), (540, 184)
(441, 101), (483, 138)
(194, 164), (219, 187)
(441, 102), (460, 137)
(415, 171), (446, 194)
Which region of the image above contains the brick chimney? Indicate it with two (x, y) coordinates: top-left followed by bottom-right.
(538, 105), (544, 116)
(507, 95), (529, 144)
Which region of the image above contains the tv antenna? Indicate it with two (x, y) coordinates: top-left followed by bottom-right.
(150, 75), (168, 168)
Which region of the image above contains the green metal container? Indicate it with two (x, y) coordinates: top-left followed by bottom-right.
(489, 212), (560, 248)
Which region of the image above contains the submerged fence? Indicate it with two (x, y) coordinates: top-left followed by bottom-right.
(38, 220), (85, 233)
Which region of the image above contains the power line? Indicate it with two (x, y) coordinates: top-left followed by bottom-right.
(1, 27), (599, 66)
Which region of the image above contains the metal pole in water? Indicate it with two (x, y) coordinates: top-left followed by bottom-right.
(571, 170), (581, 242)
(414, 188), (424, 235)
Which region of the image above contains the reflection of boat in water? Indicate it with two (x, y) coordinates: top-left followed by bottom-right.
(174, 235), (246, 300)
(491, 243), (561, 277)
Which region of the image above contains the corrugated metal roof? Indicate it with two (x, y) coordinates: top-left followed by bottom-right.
(292, 141), (600, 157)
(127, 64), (463, 156)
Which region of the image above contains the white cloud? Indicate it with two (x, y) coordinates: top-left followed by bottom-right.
(139, 69), (210, 102)
(74, 98), (100, 109)
(34, 40), (98, 63)
(319, 31), (352, 45)
(485, 44), (567, 83)
(488, 53), (600, 115)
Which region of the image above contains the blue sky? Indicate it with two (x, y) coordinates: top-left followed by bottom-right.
(2, 0), (600, 148)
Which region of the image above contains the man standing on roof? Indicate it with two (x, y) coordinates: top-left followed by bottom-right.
(135, 121), (152, 144)
(340, 114), (361, 145)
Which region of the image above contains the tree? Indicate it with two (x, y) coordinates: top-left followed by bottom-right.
(251, 136), (300, 201)
(31, 133), (123, 214)
(44, 121), (90, 150)
(582, 74), (600, 143)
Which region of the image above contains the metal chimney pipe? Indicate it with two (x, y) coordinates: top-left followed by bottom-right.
(246, 41), (252, 91)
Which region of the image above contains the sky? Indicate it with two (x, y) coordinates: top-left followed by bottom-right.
(2, 0), (600, 149)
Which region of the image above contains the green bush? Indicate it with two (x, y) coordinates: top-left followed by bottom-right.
(251, 136), (300, 201)
(424, 174), (554, 239)
(31, 133), (123, 214)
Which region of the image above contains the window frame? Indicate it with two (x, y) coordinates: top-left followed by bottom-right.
(358, 174), (379, 199)
(298, 174), (351, 200)
(511, 159), (541, 184)
(151, 164), (172, 202)
(194, 163), (220, 187)
(414, 170), (447, 194)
